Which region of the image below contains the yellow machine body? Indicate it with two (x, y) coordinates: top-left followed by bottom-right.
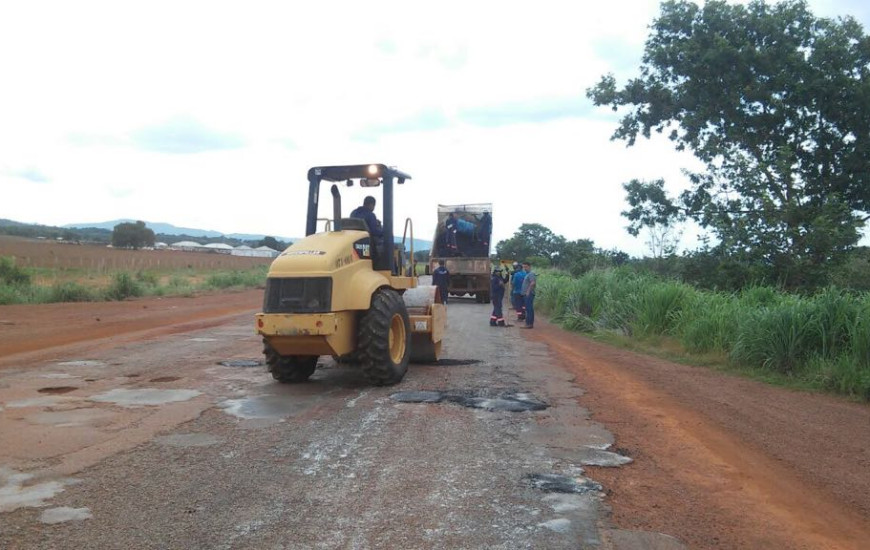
(255, 230), (442, 359)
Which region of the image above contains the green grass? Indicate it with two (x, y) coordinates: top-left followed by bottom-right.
(0, 255), (267, 305)
(538, 268), (870, 401)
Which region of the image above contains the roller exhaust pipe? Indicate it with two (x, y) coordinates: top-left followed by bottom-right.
(331, 184), (341, 231)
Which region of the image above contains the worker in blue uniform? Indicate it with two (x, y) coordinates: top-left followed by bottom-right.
(490, 267), (508, 326)
(510, 262), (526, 322)
(432, 260), (450, 305)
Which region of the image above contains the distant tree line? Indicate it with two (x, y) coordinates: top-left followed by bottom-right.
(0, 219), (290, 251)
(494, 221), (870, 293)
(495, 223), (629, 276)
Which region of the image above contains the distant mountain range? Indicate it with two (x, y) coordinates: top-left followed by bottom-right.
(62, 219), (432, 251)
(63, 219), (293, 242)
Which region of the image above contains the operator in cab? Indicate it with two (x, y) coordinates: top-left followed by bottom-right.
(350, 196), (383, 238)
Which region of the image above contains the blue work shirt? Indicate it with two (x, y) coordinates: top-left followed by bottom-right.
(490, 272), (506, 299)
(511, 270), (526, 295)
(432, 266), (449, 288)
(350, 206), (383, 237)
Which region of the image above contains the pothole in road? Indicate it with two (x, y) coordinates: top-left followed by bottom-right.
(37, 386), (78, 395)
(429, 359), (482, 367)
(220, 394), (319, 420)
(149, 376), (181, 383)
(219, 359), (264, 368)
(89, 388), (201, 407)
(390, 389), (548, 412)
(524, 473), (603, 494)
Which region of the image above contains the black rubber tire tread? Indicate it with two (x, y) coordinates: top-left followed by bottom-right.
(358, 288), (411, 386)
(334, 350), (363, 364)
(263, 341), (318, 383)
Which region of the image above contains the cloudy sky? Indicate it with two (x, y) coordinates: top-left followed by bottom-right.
(2, 0), (868, 256)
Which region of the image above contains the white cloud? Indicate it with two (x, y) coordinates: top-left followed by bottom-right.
(1, 0), (867, 255)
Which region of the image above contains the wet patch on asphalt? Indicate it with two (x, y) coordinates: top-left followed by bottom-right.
(28, 408), (115, 427)
(53, 360), (106, 368)
(39, 506), (92, 524)
(7, 396), (75, 408)
(219, 359), (264, 368)
(390, 389), (548, 412)
(37, 386), (78, 395)
(0, 467), (78, 513)
(88, 388), (201, 407)
(577, 445), (633, 467)
(220, 393), (327, 421)
(149, 376), (181, 383)
(537, 518), (573, 533)
(524, 473), (603, 494)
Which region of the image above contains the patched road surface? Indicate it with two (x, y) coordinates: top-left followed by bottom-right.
(0, 295), (662, 549)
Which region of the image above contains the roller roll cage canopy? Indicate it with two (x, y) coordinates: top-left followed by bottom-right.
(305, 164), (413, 272)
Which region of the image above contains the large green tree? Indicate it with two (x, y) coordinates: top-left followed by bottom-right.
(112, 221), (155, 249)
(495, 223), (566, 263)
(495, 224), (628, 275)
(588, 0), (870, 288)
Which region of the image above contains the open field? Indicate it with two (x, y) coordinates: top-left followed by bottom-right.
(0, 235), (273, 273)
(0, 235), (272, 304)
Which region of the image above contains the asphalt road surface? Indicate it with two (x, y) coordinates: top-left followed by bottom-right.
(0, 293), (671, 549)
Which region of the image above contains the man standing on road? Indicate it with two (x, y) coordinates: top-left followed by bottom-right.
(519, 262), (536, 329)
(510, 261), (526, 322)
(489, 267), (507, 326)
(432, 260), (450, 305)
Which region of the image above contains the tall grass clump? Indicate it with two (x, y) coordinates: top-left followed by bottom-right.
(49, 281), (100, 302)
(105, 272), (144, 301)
(540, 267), (691, 337)
(804, 287), (858, 359)
(0, 256), (35, 304)
(730, 299), (815, 374)
(135, 270), (160, 286)
(204, 267), (267, 290)
(675, 292), (741, 354)
(0, 256), (31, 286)
(631, 280), (694, 337)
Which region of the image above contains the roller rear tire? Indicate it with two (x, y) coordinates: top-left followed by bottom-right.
(359, 289), (411, 385)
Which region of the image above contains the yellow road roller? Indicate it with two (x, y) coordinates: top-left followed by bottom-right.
(255, 164), (445, 385)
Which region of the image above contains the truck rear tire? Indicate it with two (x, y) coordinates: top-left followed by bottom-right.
(264, 342), (318, 383)
(359, 289), (411, 385)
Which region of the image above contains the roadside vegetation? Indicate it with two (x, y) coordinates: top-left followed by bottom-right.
(536, 268), (870, 401)
(493, 1), (870, 401)
(0, 255), (267, 305)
